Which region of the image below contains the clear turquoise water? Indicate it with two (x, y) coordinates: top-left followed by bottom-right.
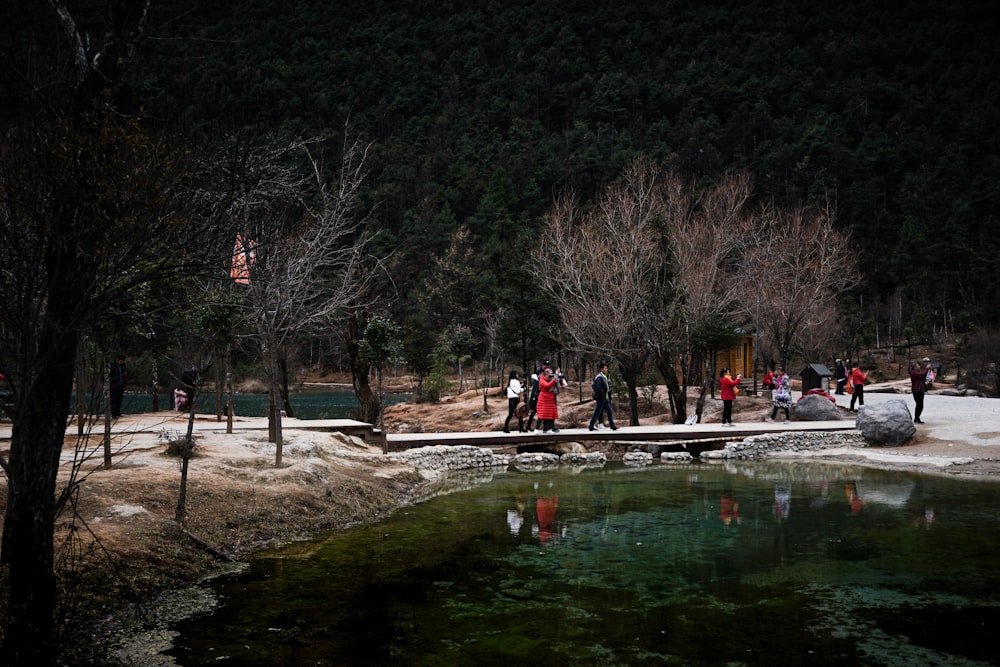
(166, 461), (1000, 666)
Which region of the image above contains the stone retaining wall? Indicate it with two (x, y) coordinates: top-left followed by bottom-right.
(700, 430), (868, 460)
(388, 431), (867, 472)
(387, 444), (511, 471)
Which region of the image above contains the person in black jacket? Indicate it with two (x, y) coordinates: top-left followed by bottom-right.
(834, 359), (847, 395)
(524, 373), (539, 432)
(588, 362), (618, 431)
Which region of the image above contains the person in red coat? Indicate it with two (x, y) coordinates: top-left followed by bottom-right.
(536, 367), (560, 433)
(848, 362), (868, 412)
(909, 360), (931, 424)
(719, 367), (742, 426)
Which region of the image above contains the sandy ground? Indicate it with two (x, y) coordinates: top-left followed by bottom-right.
(0, 379), (998, 661)
(818, 384), (1000, 474)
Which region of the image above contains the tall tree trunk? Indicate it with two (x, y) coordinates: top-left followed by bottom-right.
(654, 351), (687, 424)
(74, 347), (87, 436)
(343, 311), (379, 424)
(151, 356), (160, 412)
(103, 368), (113, 469)
(214, 353), (224, 421)
(175, 385), (199, 524)
(278, 348), (296, 418)
(225, 344), (234, 434)
(0, 335), (77, 665)
(617, 351), (649, 426)
(268, 349), (284, 466)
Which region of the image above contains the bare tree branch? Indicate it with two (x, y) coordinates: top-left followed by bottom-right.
(234, 132), (376, 463)
(739, 203), (859, 365)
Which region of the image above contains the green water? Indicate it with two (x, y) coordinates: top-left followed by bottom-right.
(167, 461), (1000, 666)
(115, 390), (410, 420)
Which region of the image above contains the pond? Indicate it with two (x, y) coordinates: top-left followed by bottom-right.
(165, 461), (1000, 666)
(114, 389), (410, 420)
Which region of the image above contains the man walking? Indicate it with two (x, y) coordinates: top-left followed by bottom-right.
(588, 362), (618, 431)
(848, 362), (867, 412)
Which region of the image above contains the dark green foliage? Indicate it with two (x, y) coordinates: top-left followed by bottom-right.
(125, 0), (1000, 339)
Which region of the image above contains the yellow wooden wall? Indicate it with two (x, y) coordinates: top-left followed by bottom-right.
(716, 335), (754, 378)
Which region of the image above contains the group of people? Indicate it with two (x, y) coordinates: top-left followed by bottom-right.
(106, 355), (206, 416)
(503, 360), (618, 434)
(502, 359), (566, 434)
(504, 353), (935, 433)
(720, 365), (793, 426)
(759, 355), (934, 425)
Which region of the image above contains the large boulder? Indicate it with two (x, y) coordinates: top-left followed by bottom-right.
(856, 399), (916, 445)
(794, 393), (841, 421)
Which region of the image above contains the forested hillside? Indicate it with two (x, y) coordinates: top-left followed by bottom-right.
(130, 0), (998, 336)
(9, 0), (997, 367)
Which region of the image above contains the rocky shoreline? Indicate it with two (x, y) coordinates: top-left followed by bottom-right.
(387, 430), (871, 471)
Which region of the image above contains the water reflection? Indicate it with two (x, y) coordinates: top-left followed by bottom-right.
(773, 481), (790, 520)
(166, 461), (1000, 666)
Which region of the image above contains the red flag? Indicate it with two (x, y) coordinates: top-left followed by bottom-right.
(231, 234), (255, 285)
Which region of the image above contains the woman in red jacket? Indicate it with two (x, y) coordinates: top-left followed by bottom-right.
(848, 362), (867, 411)
(536, 367), (560, 433)
(719, 367), (742, 426)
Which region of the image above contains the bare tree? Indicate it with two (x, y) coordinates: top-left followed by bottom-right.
(534, 157), (669, 424)
(237, 135), (375, 466)
(659, 171), (754, 415)
(480, 309), (504, 412)
(665, 171), (753, 322)
(739, 203), (858, 367)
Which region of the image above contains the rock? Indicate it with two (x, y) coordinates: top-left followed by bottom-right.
(660, 451), (694, 462)
(794, 393), (841, 421)
(856, 399), (916, 446)
(560, 452), (607, 466)
(512, 452), (561, 466)
(549, 441), (588, 454)
(622, 451), (653, 465)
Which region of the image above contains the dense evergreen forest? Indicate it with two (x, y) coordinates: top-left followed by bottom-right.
(10, 0), (1000, 368)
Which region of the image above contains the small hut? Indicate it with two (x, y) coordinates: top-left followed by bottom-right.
(800, 364), (833, 393)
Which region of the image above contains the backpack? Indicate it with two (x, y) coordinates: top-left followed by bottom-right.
(592, 374), (607, 400)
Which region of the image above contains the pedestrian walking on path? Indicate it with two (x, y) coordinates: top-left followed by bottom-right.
(588, 362), (618, 431)
(503, 370), (524, 433)
(848, 362), (867, 411)
(766, 366), (792, 423)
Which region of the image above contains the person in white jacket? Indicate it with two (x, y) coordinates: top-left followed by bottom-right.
(502, 370), (524, 433)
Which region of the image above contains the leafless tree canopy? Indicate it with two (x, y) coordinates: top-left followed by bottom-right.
(228, 134), (376, 461)
(536, 157), (668, 359)
(740, 204), (858, 365)
(665, 171), (754, 323)
(534, 156), (858, 421)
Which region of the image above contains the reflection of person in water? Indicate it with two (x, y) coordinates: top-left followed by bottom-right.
(907, 481), (936, 528)
(507, 495), (526, 536)
(773, 482), (791, 520)
(720, 494), (740, 526)
(535, 494), (560, 543)
(845, 481), (864, 515)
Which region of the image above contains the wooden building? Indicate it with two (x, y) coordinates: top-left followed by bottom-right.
(716, 333), (755, 379)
